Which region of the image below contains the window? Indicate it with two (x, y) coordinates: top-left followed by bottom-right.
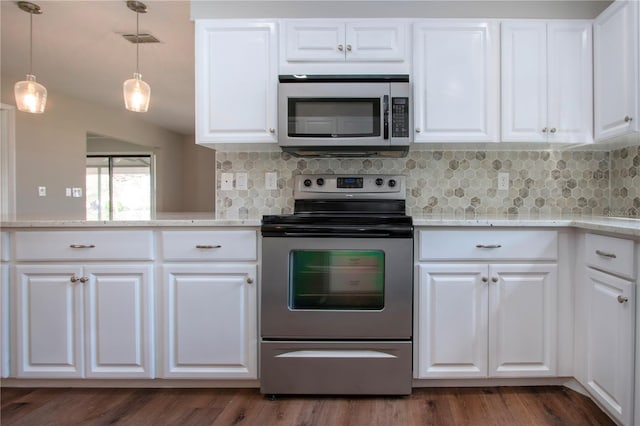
(86, 155), (153, 220)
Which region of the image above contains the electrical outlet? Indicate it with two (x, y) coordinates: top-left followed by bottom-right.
(38, 186), (46, 197)
(498, 173), (509, 190)
(221, 173), (234, 190)
(236, 173), (248, 190)
(265, 172), (278, 190)
(72, 187), (82, 198)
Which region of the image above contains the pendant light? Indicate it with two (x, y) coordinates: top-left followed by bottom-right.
(123, 1), (150, 112)
(14, 1), (47, 114)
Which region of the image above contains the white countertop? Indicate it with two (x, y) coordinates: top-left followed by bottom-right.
(412, 216), (640, 238)
(2, 216), (639, 237)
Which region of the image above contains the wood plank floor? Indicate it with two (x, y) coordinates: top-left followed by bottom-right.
(1, 386), (614, 426)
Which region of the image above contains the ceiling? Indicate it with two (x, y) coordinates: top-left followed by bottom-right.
(1, 0), (195, 136)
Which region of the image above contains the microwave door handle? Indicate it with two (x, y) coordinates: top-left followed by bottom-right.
(383, 95), (389, 140)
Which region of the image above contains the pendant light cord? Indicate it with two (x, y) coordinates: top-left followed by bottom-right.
(28, 10), (33, 75)
(135, 10), (140, 74)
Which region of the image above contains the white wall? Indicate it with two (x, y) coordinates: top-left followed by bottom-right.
(0, 83), (205, 219)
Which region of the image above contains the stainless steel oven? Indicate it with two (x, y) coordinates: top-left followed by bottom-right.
(260, 174), (413, 395)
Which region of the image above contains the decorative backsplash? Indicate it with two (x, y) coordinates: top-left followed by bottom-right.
(216, 144), (640, 220)
(610, 144), (640, 217)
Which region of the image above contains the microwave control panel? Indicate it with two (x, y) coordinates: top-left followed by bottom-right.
(391, 97), (410, 138)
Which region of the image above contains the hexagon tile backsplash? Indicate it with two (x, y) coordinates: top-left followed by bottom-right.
(215, 144), (640, 220)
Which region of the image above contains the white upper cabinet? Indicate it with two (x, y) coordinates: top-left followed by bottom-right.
(195, 20), (278, 145)
(413, 21), (500, 143)
(280, 20), (410, 74)
(501, 21), (593, 143)
(594, 0), (639, 142)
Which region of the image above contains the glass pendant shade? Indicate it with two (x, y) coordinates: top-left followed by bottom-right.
(14, 74), (47, 113)
(123, 72), (150, 112)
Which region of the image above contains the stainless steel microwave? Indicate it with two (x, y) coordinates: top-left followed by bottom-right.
(278, 75), (412, 158)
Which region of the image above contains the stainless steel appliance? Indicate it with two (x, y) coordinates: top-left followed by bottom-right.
(260, 174), (413, 395)
(278, 75), (412, 158)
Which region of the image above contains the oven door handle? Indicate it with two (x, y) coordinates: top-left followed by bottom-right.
(283, 232), (392, 238)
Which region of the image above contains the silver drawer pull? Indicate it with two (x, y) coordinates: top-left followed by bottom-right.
(476, 244), (502, 249)
(595, 250), (617, 259)
(196, 244), (222, 249)
(69, 244), (95, 249)
(617, 295), (629, 304)
(246, 276), (254, 284)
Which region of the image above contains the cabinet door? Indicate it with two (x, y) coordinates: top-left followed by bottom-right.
(1, 264), (8, 378)
(84, 265), (153, 378)
(346, 22), (407, 62)
(196, 21), (278, 144)
(594, 0), (639, 141)
(413, 21), (499, 143)
(501, 22), (548, 142)
(285, 20), (345, 62)
(161, 264), (257, 379)
(14, 265), (84, 378)
(415, 264), (488, 378)
(586, 268), (634, 425)
(547, 22), (593, 143)
(489, 264), (557, 377)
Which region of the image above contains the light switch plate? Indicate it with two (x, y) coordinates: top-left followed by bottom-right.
(65, 188), (72, 197)
(498, 173), (509, 190)
(236, 173), (248, 190)
(221, 173), (234, 190)
(265, 172), (278, 190)
(38, 186), (46, 197)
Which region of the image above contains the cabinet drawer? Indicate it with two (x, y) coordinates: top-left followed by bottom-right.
(160, 230), (257, 261)
(14, 230), (154, 261)
(585, 233), (635, 279)
(418, 229), (558, 261)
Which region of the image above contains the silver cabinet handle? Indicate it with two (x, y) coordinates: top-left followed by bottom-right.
(595, 249), (617, 259)
(196, 244), (222, 249)
(476, 244), (502, 249)
(70, 244), (95, 249)
(337, 44), (344, 51)
(415, 128), (421, 133)
(246, 276), (254, 284)
(550, 128), (557, 133)
(269, 128), (275, 133)
(481, 277), (488, 283)
(625, 116), (633, 123)
(618, 295), (629, 304)
(491, 277), (498, 283)
(542, 127), (548, 133)
(346, 44), (352, 52)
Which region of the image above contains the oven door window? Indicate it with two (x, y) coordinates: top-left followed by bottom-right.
(287, 98), (381, 138)
(289, 250), (384, 310)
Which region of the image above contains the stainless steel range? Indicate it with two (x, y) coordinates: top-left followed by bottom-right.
(260, 174), (413, 396)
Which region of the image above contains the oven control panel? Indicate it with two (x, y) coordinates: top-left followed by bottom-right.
(295, 174), (406, 199)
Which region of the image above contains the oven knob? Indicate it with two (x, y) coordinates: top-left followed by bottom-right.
(375, 178), (384, 186)
(316, 178), (325, 186)
(303, 179), (312, 187)
(388, 179), (397, 187)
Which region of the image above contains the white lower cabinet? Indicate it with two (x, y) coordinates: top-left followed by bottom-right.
(416, 263), (557, 378)
(160, 264), (257, 379)
(158, 229), (258, 379)
(13, 264), (153, 378)
(580, 233), (637, 425)
(1, 263), (9, 378)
